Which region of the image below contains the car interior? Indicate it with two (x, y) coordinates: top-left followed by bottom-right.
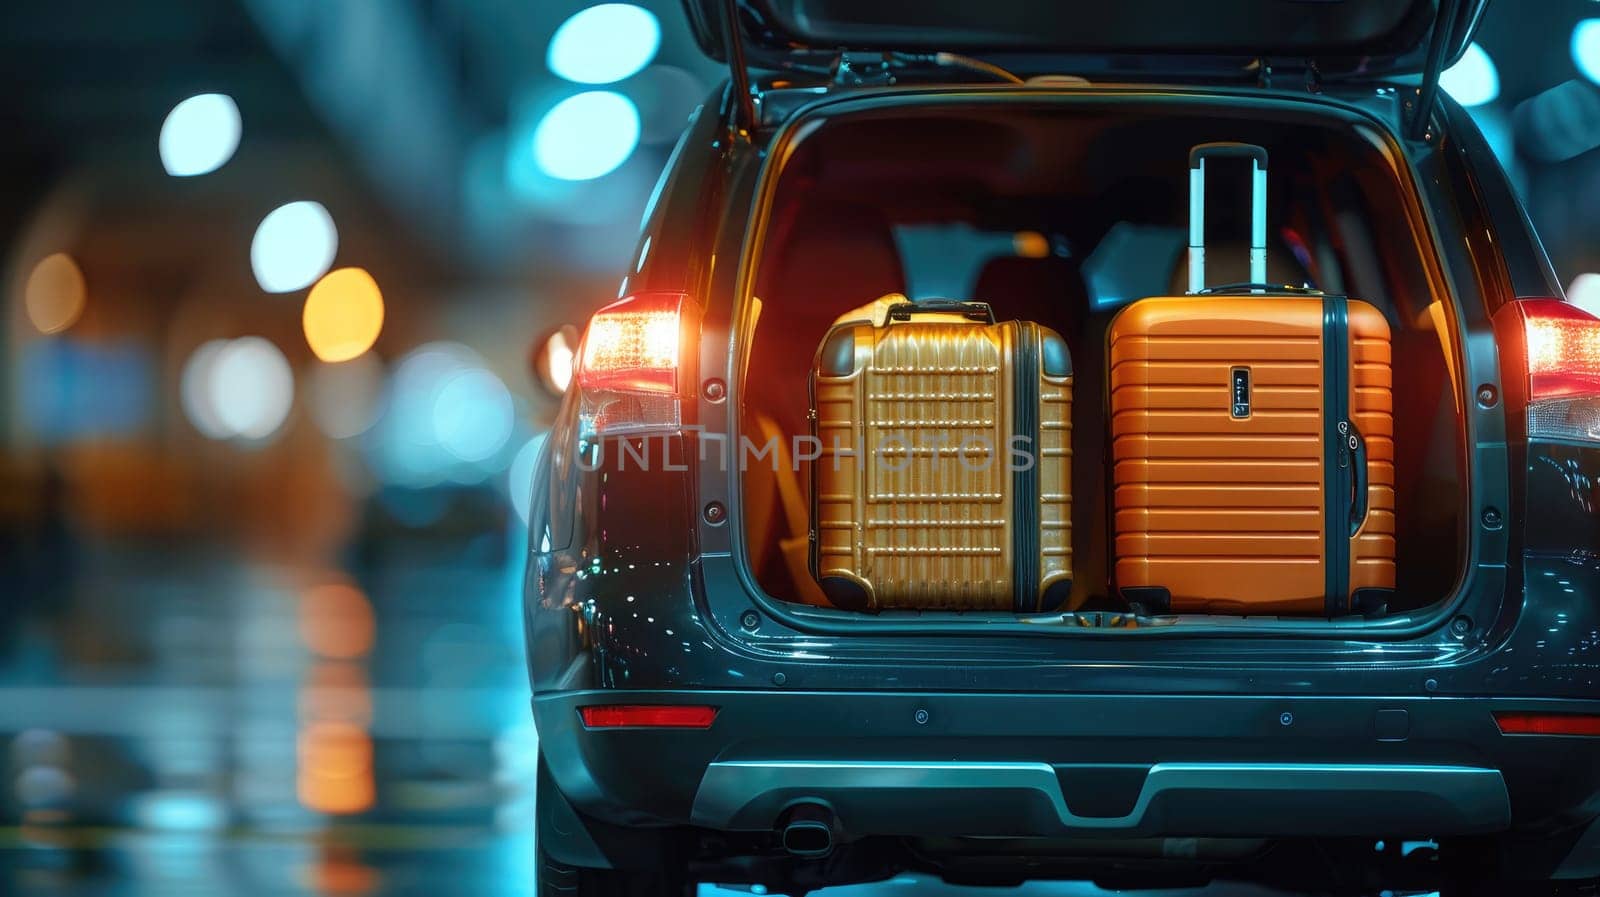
(740, 99), (1468, 620)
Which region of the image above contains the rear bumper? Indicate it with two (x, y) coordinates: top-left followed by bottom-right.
(534, 689), (1600, 840)
(693, 759), (1509, 838)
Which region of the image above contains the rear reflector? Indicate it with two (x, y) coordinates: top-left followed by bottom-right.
(1494, 712), (1600, 736)
(579, 705), (718, 729)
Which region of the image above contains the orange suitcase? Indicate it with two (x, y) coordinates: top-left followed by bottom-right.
(810, 300), (1073, 612)
(1108, 143), (1395, 615)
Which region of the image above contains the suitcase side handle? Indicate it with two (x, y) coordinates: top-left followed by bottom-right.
(1188, 142), (1270, 294)
(885, 299), (996, 324)
(1338, 419), (1370, 537)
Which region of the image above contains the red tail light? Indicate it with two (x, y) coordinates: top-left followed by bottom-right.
(575, 292), (696, 437)
(579, 704), (718, 729)
(1494, 711), (1600, 736)
(1495, 298), (1600, 443)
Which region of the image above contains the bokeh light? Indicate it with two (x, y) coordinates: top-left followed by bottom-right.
(307, 352), (386, 440)
(23, 252), (86, 334)
(547, 4), (660, 85)
(547, 335), (574, 394)
(368, 342), (520, 484)
(1440, 42), (1500, 107)
(130, 792), (227, 832)
(532, 91), (640, 181)
(297, 721), (374, 815)
(533, 326), (578, 396)
(1575, 20), (1600, 86)
(184, 337), (297, 443)
(211, 337), (295, 441)
(433, 368), (515, 462)
(299, 583), (376, 661)
(1013, 231), (1051, 259)
(11, 730), (72, 812)
(1570, 273), (1600, 318)
(302, 267), (384, 362)
(158, 93), (241, 177)
(180, 339), (234, 439)
(251, 201), (338, 293)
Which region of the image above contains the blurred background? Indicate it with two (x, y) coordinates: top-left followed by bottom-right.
(0, 1), (1596, 895)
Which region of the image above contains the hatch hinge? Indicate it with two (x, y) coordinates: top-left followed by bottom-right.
(720, 0), (756, 139)
(832, 52), (897, 87)
(1408, 0), (1467, 141)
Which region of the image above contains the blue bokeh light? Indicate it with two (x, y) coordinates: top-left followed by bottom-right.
(250, 201), (338, 294)
(547, 4), (660, 85)
(1440, 42), (1500, 107)
(366, 342), (522, 485)
(158, 93), (241, 177)
(532, 91), (641, 182)
(433, 368), (515, 463)
(1575, 19), (1600, 86)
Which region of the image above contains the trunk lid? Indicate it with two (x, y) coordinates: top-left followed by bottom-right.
(683, 0), (1487, 82)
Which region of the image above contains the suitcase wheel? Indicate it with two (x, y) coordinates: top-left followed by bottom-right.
(1038, 580), (1073, 613)
(819, 576), (872, 612)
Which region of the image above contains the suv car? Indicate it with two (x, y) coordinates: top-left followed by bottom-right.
(527, 2), (1600, 894)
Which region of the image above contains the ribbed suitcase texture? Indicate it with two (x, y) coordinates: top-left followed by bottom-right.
(810, 305), (1072, 611)
(1108, 296), (1395, 614)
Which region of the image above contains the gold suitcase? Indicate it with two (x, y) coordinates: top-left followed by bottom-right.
(809, 300), (1073, 612)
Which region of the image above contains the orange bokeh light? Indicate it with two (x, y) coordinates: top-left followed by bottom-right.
(299, 583), (375, 660)
(1012, 231), (1050, 259)
(303, 267), (384, 363)
(297, 721), (374, 815)
(24, 252), (86, 334)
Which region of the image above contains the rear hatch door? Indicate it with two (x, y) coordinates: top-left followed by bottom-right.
(682, 0), (1487, 81)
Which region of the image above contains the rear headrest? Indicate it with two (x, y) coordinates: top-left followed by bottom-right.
(759, 201), (905, 311)
(972, 256), (1086, 322)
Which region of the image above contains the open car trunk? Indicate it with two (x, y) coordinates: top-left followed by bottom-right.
(736, 91), (1468, 624)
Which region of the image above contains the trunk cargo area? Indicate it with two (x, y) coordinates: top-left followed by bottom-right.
(736, 93), (1467, 623)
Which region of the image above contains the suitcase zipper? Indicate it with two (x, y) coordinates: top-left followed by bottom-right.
(1322, 296), (1352, 616)
(1013, 322), (1041, 613)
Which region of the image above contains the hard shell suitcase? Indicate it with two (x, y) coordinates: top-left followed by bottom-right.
(1108, 143), (1396, 615)
(809, 299), (1073, 612)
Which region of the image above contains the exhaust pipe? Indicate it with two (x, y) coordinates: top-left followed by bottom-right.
(778, 803), (836, 858)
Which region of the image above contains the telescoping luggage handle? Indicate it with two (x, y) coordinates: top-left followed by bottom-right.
(1188, 142), (1269, 294)
(886, 299), (996, 324)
